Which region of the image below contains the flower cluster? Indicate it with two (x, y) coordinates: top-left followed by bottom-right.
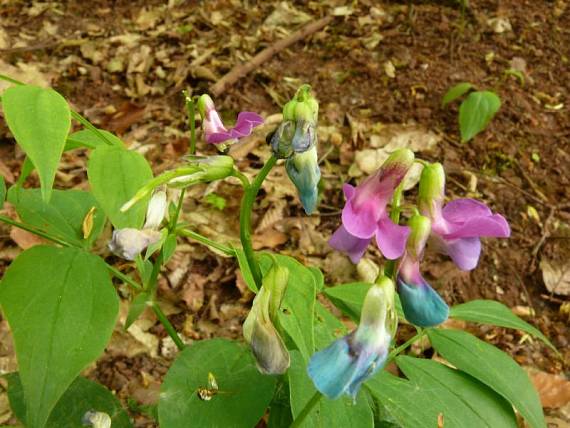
(269, 85), (321, 214)
(330, 152), (510, 328)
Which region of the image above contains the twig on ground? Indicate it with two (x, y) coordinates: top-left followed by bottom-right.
(210, 16), (334, 96)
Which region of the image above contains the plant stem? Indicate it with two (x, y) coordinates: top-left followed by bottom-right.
(290, 391), (322, 428)
(176, 228), (235, 256)
(387, 329), (425, 362)
(107, 266), (143, 291)
(239, 156), (277, 288)
(383, 185), (405, 280)
(0, 214), (70, 247)
(184, 94), (197, 155)
(151, 301), (185, 351)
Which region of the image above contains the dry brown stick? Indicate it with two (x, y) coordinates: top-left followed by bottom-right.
(210, 16), (334, 97)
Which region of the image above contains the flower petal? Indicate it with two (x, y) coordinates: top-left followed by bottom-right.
(445, 214), (510, 239)
(307, 337), (360, 399)
(397, 278), (449, 327)
(442, 237), (482, 271)
(329, 225), (371, 264)
(375, 216), (410, 260)
(342, 198), (381, 239)
(342, 183), (355, 200)
(229, 112), (264, 138)
(442, 198), (492, 222)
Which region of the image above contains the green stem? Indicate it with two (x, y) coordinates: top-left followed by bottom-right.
(151, 301), (185, 351)
(232, 169), (250, 189)
(384, 185), (405, 280)
(107, 266), (143, 291)
(184, 94), (197, 155)
(290, 391), (322, 428)
(239, 156), (277, 288)
(0, 214), (70, 247)
(387, 329), (425, 362)
(176, 228), (235, 256)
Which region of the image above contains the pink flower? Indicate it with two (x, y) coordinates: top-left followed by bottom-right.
(329, 149), (414, 263)
(197, 95), (263, 144)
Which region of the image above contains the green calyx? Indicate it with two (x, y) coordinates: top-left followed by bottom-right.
(418, 162), (445, 211)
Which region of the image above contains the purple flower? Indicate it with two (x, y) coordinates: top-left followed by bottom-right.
(197, 94), (263, 145)
(419, 163), (510, 271)
(329, 149), (414, 263)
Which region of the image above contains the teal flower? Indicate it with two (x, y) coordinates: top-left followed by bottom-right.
(308, 276), (397, 399)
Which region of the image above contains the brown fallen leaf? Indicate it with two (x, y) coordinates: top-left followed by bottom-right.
(526, 368), (570, 409)
(540, 259), (570, 296)
(10, 227), (46, 249)
(252, 227), (288, 250)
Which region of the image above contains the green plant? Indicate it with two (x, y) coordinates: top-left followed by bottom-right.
(442, 82), (501, 143)
(0, 77), (550, 428)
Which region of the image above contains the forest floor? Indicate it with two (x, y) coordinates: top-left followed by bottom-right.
(0, 0), (569, 426)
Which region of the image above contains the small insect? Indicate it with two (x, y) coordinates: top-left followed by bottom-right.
(197, 372), (219, 401)
(196, 372), (234, 401)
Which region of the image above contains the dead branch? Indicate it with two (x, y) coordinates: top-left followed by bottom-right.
(210, 16), (334, 97)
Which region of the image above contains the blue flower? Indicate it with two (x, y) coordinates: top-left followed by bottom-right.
(285, 146), (321, 215)
(308, 277), (396, 400)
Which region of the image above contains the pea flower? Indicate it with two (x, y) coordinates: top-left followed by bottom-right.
(243, 262), (290, 375)
(329, 149), (414, 263)
(109, 189), (166, 261)
(397, 214), (449, 327)
(197, 94), (263, 145)
(418, 162), (510, 271)
(308, 276), (397, 400)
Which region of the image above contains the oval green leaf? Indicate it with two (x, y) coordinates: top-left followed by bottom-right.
(87, 146), (153, 229)
(427, 328), (545, 428)
(395, 356), (518, 427)
(6, 373), (132, 428)
(442, 82), (473, 107)
(158, 339), (276, 428)
(459, 91), (501, 142)
(66, 129), (123, 150)
(0, 246), (119, 428)
(7, 187), (106, 248)
(289, 350), (373, 428)
(1, 85), (71, 202)
(450, 299), (556, 351)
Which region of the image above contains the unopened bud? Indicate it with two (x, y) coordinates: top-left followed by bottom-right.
(406, 214), (431, 259)
(144, 187), (167, 229)
(285, 146), (321, 215)
(418, 162), (445, 215)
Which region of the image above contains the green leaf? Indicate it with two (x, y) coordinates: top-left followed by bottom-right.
(288, 351), (373, 428)
(323, 282), (404, 322)
(427, 329), (545, 428)
(7, 187), (105, 248)
(314, 301), (347, 350)
(450, 299), (556, 351)
(158, 339), (276, 428)
(162, 234), (177, 263)
(308, 266), (324, 292)
(1, 85), (71, 202)
(66, 129), (123, 150)
(260, 254), (316, 361)
(459, 91), (501, 142)
(442, 82), (473, 107)
(0, 246), (119, 428)
(395, 356), (518, 427)
(0, 175), (5, 209)
(87, 146), (153, 229)
(6, 373), (132, 428)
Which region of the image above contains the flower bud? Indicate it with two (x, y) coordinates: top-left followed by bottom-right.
(406, 214), (431, 259)
(143, 187), (168, 229)
(108, 228), (162, 261)
(269, 120), (295, 159)
(167, 155), (235, 188)
(418, 162), (445, 216)
(243, 263), (290, 374)
(285, 146), (321, 215)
